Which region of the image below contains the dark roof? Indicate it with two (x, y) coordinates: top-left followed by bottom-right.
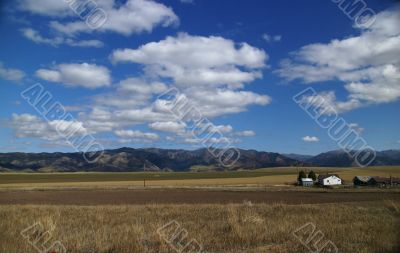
(318, 174), (340, 180)
(354, 176), (372, 183)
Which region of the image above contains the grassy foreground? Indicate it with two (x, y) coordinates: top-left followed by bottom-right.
(1, 201), (399, 253)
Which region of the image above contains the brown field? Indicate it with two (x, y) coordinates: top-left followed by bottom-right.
(1, 166), (399, 190)
(1, 167), (400, 252)
(0, 201), (399, 253)
(0, 188), (399, 205)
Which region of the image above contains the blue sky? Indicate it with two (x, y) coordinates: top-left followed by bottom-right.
(0, 0), (399, 155)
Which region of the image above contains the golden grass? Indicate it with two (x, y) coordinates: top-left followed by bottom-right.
(0, 201), (399, 253)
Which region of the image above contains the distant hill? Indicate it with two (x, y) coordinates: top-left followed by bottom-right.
(0, 148), (399, 172)
(306, 149), (400, 167)
(0, 148), (299, 172)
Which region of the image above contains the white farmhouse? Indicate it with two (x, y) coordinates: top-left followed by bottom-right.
(318, 174), (342, 186)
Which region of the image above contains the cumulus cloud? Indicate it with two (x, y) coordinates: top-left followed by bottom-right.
(43, 0), (179, 36)
(149, 121), (186, 133)
(277, 8), (400, 113)
(114, 129), (159, 140)
(235, 130), (256, 137)
(111, 33), (270, 120)
(0, 62), (25, 81)
(302, 136), (319, 142)
(14, 33), (271, 147)
(36, 63), (111, 88)
(207, 124), (233, 134)
(111, 33), (267, 87)
(90, 78), (168, 111)
(186, 88), (270, 117)
(183, 136), (233, 145)
(11, 113), (87, 141)
(21, 28), (104, 48)
(17, 0), (71, 17)
(73, 34), (271, 147)
(118, 77), (167, 94)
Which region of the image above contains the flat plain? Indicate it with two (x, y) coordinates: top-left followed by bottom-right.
(1, 166), (399, 189)
(1, 166), (399, 253)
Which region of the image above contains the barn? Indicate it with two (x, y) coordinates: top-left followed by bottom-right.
(318, 174), (342, 186)
(353, 176), (373, 186)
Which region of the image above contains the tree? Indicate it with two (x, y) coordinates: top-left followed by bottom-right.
(308, 170), (317, 181)
(298, 170), (307, 182)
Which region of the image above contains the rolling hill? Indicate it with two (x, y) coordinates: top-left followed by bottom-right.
(0, 148), (399, 172)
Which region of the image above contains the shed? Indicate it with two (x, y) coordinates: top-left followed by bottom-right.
(301, 178), (314, 187)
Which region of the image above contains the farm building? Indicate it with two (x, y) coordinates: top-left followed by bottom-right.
(370, 177), (400, 187)
(300, 178), (314, 187)
(318, 174), (342, 186)
(353, 176), (373, 186)
(353, 176), (400, 187)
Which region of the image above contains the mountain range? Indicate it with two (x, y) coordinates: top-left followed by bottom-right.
(0, 148), (399, 172)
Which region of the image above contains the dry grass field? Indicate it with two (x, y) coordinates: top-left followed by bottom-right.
(0, 166), (399, 189)
(1, 167), (399, 252)
(0, 201), (399, 253)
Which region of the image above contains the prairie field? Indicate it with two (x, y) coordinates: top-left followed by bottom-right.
(0, 201), (399, 253)
(1, 167), (399, 252)
(0, 166), (399, 189)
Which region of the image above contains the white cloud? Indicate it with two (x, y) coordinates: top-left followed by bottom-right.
(21, 28), (63, 46)
(36, 63), (111, 88)
(297, 90), (362, 115)
(46, 0), (179, 36)
(18, 34), (271, 146)
(90, 78), (168, 110)
(262, 33), (282, 43)
(0, 62), (25, 81)
(302, 136), (319, 142)
(114, 129), (159, 140)
(349, 123), (364, 135)
(118, 77), (167, 94)
(17, 0), (71, 17)
(235, 130), (256, 137)
(277, 8), (400, 113)
(110, 33), (270, 121)
(207, 124), (233, 134)
(182, 136), (233, 145)
(173, 88), (271, 118)
(183, 138), (201, 144)
(81, 105), (173, 134)
(65, 38), (104, 48)
(149, 121), (186, 133)
(11, 113), (87, 141)
(111, 33), (267, 87)
(21, 28), (104, 48)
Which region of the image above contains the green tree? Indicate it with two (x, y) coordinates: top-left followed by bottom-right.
(308, 170), (317, 181)
(298, 170), (306, 182)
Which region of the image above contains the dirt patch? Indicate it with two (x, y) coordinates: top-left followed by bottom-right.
(0, 189), (399, 205)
